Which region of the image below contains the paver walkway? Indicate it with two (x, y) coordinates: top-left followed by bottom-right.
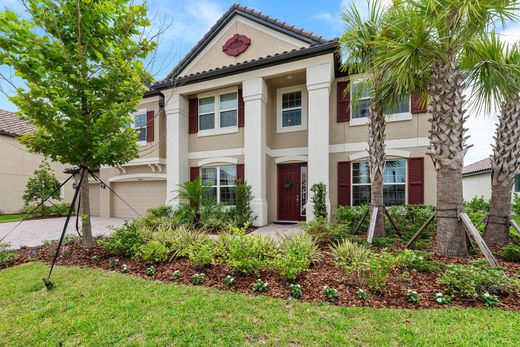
(249, 223), (303, 239)
(0, 217), (125, 249)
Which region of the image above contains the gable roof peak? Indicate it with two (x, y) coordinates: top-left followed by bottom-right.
(163, 3), (329, 81)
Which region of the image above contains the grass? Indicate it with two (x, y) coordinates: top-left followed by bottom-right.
(0, 214), (25, 223)
(1, 263), (519, 346)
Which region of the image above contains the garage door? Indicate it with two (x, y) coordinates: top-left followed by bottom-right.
(111, 181), (166, 218)
(89, 183), (100, 217)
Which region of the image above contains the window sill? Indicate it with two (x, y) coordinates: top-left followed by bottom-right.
(197, 126), (239, 137)
(276, 125), (307, 134)
(137, 141), (147, 147)
(349, 113), (413, 127)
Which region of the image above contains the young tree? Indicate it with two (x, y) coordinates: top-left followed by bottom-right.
(23, 161), (61, 214)
(339, 0), (389, 237)
(0, 0), (155, 247)
(461, 35), (520, 247)
(373, 0), (518, 256)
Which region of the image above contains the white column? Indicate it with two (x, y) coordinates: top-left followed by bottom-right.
(165, 93), (189, 207)
(306, 61), (333, 221)
(243, 77), (268, 226)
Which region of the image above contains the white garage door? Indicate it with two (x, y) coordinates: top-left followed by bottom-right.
(89, 183), (100, 217)
(111, 180), (166, 218)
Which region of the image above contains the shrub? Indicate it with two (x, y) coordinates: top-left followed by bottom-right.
(464, 196), (490, 213)
(224, 275), (235, 286)
(146, 266), (156, 277)
(146, 205), (173, 218)
(397, 250), (442, 273)
(438, 261), (514, 298)
(0, 243), (17, 268)
(176, 177), (209, 226)
(255, 279), (269, 292)
(356, 289), (369, 300)
(371, 237), (397, 249)
(171, 270), (181, 281)
(42, 234), (80, 248)
(365, 252), (398, 293)
(500, 243), (520, 262)
(435, 292), (452, 305)
(99, 221), (144, 257)
(329, 223), (352, 242)
(187, 238), (217, 267)
(108, 258), (119, 269)
(288, 283), (303, 299)
(335, 205), (369, 234)
(138, 240), (170, 264)
(90, 255), (100, 265)
(200, 217), (229, 234)
(232, 182), (255, 227)
(121, 264), (129, 273)
(310, 183), (328, 220)
(273, 234), (320, 281)
(323, 286), (338, 300)
(300, 218), (330, 243)
(385, 205), (436, 240)
(331, 239), (372, 278)
(406, 289), (420, 304)
(512, 193), (520, 218)
(192, 273), (205, 285)
(170, 226), (208, 257)
(480, 292), (500, 307)
(22, 161), (62, 215)
(226, 234), (276, 275)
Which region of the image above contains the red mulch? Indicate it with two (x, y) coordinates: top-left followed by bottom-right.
(12, 240), (520, 311)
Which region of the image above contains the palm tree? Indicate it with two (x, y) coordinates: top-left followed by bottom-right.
(372, 0), (518, 256)
(461, 35), (520, 247)
(339, 0), (389, 237)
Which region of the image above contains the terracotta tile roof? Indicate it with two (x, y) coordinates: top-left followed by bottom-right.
(462, 158), (492, 176)
(0, 109), (35, 137)
(163, 3), (330, 81)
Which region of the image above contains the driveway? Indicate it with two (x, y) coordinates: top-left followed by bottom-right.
(0, 217), (126, 249)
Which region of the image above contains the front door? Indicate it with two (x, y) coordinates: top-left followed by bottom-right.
(278, 163), (307, 221)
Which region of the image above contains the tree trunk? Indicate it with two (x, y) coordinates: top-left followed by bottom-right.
(80, 167), (93, 248)
(484, 95), (520, 247)
(428, 58), (469, 256)
(368, 105), (386, 237)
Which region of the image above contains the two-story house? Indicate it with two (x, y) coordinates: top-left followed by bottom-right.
(88, 4), (436, 224)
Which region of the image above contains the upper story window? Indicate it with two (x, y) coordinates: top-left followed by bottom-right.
(350, 78), (411, 124)
(127, 110), (147, 145)
(201, 165), (237, 205)
(515, 174), (520, 193)
(351, 159), (407, 206)
(277, 85), (308, 133)
(198, 88), (238, 136)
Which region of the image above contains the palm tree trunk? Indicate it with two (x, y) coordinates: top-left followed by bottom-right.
(79, 167), (93, 248)
(428, 58), (469, 256)
(484, 95), (520, 247)
(368, 105), (386, 237)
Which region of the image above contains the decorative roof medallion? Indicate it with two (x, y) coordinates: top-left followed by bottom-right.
(222, 34), (251, 57)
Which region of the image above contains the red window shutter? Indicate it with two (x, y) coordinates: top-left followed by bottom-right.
(238, 89), (244, 128)
(237, 164), (244, 183)
(189, 98), (198, 134)
(190, 167), (199, 181)
(411, 93), (427, 114)
(338, 161), (351, 206)
(337, 81), (350, 122)
(408, 157), (424, 204)
(146, 110), (154, 142)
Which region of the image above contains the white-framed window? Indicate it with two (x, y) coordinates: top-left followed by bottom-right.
(349, 78), (411, 125)
(515, 174), (520, 193)
(277, 85), (308, 133)
(197, 87), (238, 136)
(128, 109), (147, 145)
(351, 159), (407, 206)
(201, 165), (237, 205)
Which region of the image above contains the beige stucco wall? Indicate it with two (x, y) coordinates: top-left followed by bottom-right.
(0, 135), (74, 214)
(463, 173), (492, 202)
(181, 16), (308, 77)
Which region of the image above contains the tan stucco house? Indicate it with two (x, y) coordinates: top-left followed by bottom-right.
(0, 109), (73, 214)
(462, 158), (520, 202)
(87, 4), (436, 224)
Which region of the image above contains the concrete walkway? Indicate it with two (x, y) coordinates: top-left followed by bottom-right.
(0, 217), (126, 249)
(249, 223), (303, 239)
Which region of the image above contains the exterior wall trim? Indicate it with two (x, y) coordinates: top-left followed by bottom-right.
(109, 173), (167, 183)
(188, 147), (244, 159)
(274, 155), (308, 164)
(348, 149), (411, 161)
(197, 157), (239, 167)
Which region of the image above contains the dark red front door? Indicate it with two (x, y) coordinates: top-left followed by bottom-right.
(278, 163), (306, 221)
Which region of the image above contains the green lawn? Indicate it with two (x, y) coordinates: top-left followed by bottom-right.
(1, 263), (519, 346)
(0, 214), (24, 223)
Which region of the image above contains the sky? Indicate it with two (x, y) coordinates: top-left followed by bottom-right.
(1, 0), (519, 164)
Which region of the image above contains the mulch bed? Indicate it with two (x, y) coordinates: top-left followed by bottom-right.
(12, 239), (520, 311)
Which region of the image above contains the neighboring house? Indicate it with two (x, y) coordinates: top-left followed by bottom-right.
(88, 3), (436, 224)
(462, 158), (520, 202)
(0, 109), (73, 214)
